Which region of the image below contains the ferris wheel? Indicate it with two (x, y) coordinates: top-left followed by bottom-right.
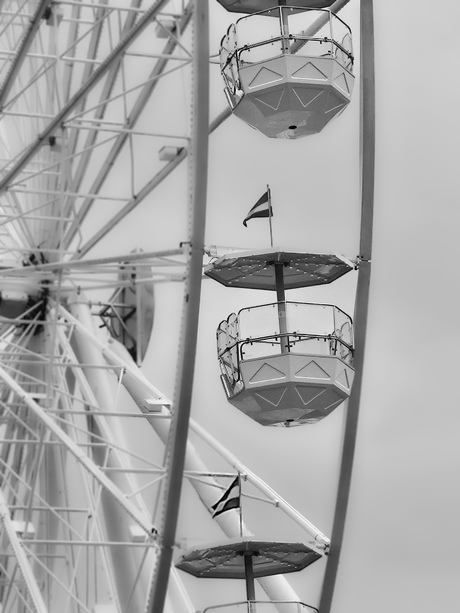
(0, 1), (374, 613)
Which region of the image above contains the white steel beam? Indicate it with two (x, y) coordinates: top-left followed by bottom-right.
(61, 1), (194, 250)
(61, 0), (143, 230)
(112, 1), (210, 599)
(72, 106), (232, 259)
(0, 0), (53, 111)
(62, 298), (195, 613)
(0, 0), (170, 193)
(64, 299), (156, 613)
(0, 487), (48, 613)
(1, 247), (184, 276)
(0, 364), (157, 537)
(319, 1), (376, 611)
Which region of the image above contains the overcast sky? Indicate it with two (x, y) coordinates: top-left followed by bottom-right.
(133, 1), (460, 611)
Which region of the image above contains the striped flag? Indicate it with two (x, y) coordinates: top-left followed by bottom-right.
(243, 189), (272, 227)
(211, 476), (240, 518)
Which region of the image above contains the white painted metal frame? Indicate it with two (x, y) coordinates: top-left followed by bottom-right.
(319, 1), (375, 610)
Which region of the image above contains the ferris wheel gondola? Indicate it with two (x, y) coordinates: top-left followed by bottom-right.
(219, 4), (355, 138)
(206, 250), (355, 426)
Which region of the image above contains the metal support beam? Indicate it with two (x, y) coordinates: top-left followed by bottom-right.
(63, 0), (143, 196)
(68, 295), (157, 613)
(0, 363), (157, 538)
(71, 107), (231, 259)
(145, 3), (210, 611)
(0, 0), (53, 111)
(1, 247), (183, 276)
(319, 1), (375, 611)
(0, 487), (48, 613)
(60, 1), (194, 250)
(0, 0), (170, 193)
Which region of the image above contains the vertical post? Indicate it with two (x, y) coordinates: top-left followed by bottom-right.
(267, 185), (274, 248)
(319, 1), (375, 611)
(135, 266), (142, 366)
(244, 553), (256, 602)
(274, 262), (289, 353)
(279, 2), (290, 55)
(239, 473), (244, 538)
(145, 2), (209, 612)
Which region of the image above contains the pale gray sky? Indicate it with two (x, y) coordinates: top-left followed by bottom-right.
(142, 1), (460, 612)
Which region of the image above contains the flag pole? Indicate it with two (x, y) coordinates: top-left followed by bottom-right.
(267, 184), (273, 247)
(238, 473), (243, 537)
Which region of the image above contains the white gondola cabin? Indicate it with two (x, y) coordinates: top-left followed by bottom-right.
(205, 250), (355, 426)
(220, 6), (354, 138)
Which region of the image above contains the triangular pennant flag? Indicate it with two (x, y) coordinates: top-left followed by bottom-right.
(211, 476), (240, 518)
(243, 189), (273, 227)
